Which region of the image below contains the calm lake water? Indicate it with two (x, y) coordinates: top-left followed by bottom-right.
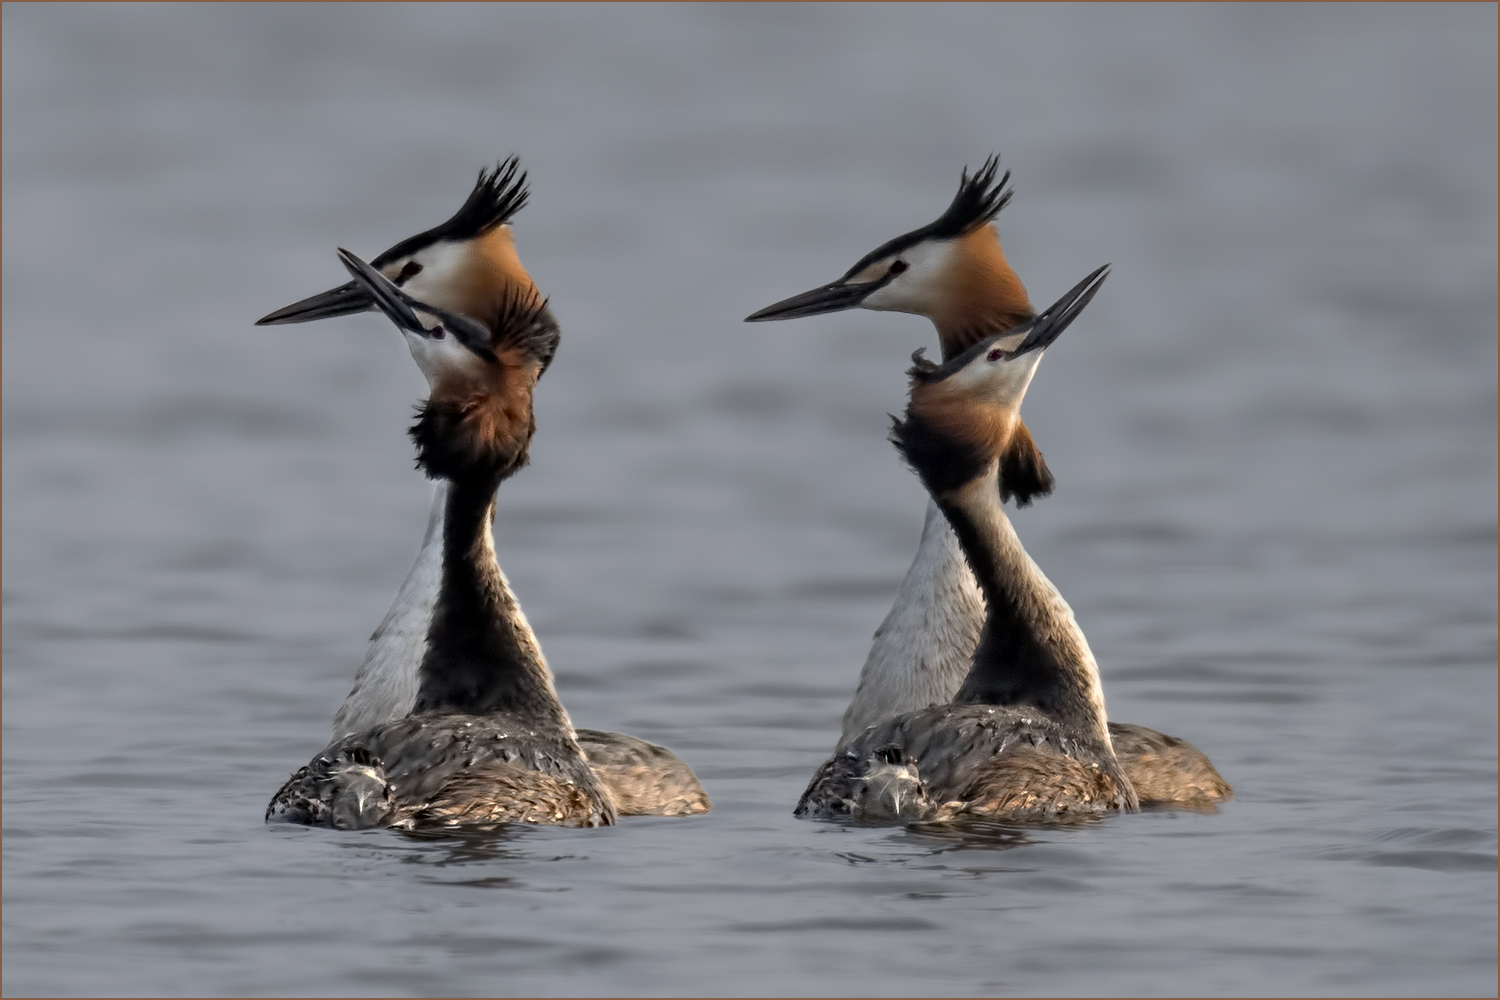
(4, 5), (1496, 997)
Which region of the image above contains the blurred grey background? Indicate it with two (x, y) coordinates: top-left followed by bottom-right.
(4, 5), (1495, 997)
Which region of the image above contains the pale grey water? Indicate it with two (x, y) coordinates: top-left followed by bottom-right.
(3, 4), (1496, 997)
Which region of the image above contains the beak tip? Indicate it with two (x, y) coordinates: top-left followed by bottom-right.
(743, 280), (870, 324)
(253, 278), (372, 326)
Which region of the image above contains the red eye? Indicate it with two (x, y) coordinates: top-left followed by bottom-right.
(987, 348), (1003, 362)
(889, 260), (908, 275)
(431, 326), (445, 340)
(397, 261), (424, 285)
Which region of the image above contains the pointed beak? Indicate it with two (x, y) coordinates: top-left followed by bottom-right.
(335, 249), (497, 364)
(253, 281), (375, 326)
(1012, 264), (1110, 356)
(743, 279), (881, 322)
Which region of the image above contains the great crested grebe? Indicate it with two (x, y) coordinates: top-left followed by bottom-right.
(258, 159), (542, 740)
(259, 163), (708, 818)
(269, 251), (612, 829)
(749, 158), (1228, 809)
(796, 268), (1139, 823)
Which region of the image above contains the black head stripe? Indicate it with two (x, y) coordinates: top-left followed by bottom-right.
(841, 154), (1014, 280)
(906, 324), (1029, 388)
(372, 157), (530, 267)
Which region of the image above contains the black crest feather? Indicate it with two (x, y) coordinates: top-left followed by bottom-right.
(926, 155), (1013, 241)
(841, 154), (1014, 280)
(373, 157), (531, 267)
(440, 158), (531, 242)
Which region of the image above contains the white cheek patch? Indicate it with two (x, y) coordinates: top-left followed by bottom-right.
(949, 349), (1044, 407)
(400, 242), (472, 314)
(387, 241), (488, 387)
(859, 282), (899, 312)
(859, 241), (955, 314)
(401, 331), (442, 387)
(994, 352), (1042, 404)
(402, 325), (484, 387)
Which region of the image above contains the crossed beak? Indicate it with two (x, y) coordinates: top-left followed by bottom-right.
(335, 249), (497, 364)
(1009, 264), (1110, 357)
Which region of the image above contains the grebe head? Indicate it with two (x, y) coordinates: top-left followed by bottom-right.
(744, 156), (1031, 339)
(894, 265), (1109, 502)
(257, 158), (540, 329)
(337, 248), (559, 482)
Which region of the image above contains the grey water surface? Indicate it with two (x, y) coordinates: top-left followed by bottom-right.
(4, 4), (1496, 997)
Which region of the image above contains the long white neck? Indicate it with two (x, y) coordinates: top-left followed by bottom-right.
(329, 480), (545, 737)
(837, 499), (984, 748)
(837, 485), (1109, 750)
(331, 483), (443, 737)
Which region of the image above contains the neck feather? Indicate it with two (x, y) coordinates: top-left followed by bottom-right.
(930, 227), (1034, 361)
(413, 465), (567, 725)
(935, 469), (1110, 744)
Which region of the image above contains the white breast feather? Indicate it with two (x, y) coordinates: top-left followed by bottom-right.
(331, 483), (445, 737)
(837, 499), (985, 748)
